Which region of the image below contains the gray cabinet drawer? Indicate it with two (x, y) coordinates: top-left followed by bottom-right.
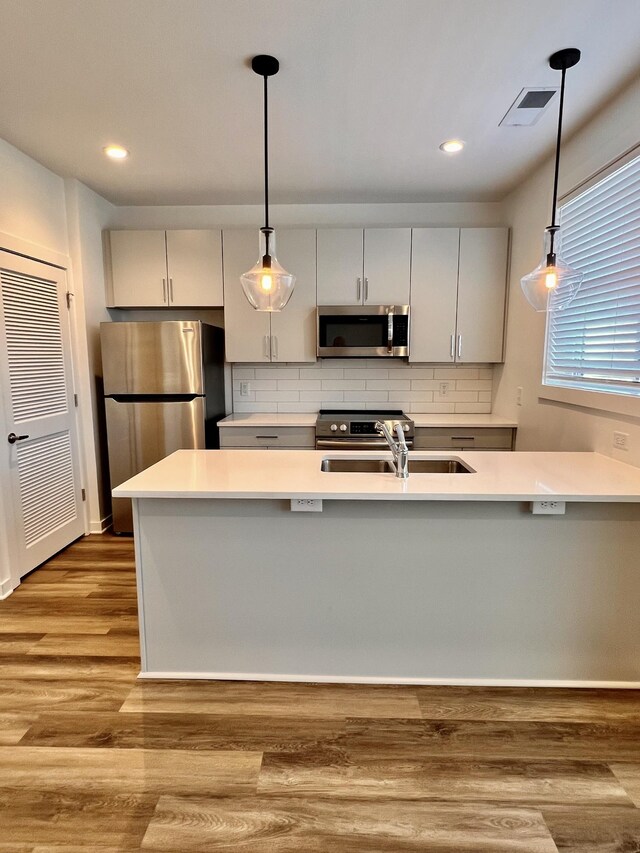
(414, 427), (514, 450)
(219, 427), (315, 449)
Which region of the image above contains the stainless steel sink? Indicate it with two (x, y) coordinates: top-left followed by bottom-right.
(321, 458), (394, 473)
(320, 457), (474, 474)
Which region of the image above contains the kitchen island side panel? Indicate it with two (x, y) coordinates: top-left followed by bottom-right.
(134, 498), (640, 684)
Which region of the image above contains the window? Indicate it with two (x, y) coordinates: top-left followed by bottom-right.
(544, 151), (640, 398)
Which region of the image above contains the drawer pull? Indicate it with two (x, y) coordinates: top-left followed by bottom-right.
(451, 436), (475, 441)
(255, 435), (279, 439)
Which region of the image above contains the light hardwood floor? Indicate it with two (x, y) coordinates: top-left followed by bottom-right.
(1, 533), (640, 851)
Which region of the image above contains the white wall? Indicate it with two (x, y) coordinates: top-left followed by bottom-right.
(113, 201), (506, 230)
(0, 137), (68, 254)
(65, 179), (118, 528)
(494, 74), (640, 465)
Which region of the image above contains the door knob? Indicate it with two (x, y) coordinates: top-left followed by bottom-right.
(7, 433), (29, 444)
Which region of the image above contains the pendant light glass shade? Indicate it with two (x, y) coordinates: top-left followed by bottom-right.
(520, 226), (584, 312)
(240, 227), (295, 311)
(521, 47), (583, 313)
(241, 54), (295, 312)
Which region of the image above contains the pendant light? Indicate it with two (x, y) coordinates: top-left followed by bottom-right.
(521, 48), (583, 312)
(240, 55), (295, 311)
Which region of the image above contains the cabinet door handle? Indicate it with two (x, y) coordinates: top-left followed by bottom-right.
(169, 278), (174, 303)
(457, 334), (462, 359)
(271, 335), (278, 360)
(356, 277), (362, 302)
(162, 278), (167, 303)
(450, 334), (455, 359)
(263, 335), (271, 360)
(364, 277), (369, 302)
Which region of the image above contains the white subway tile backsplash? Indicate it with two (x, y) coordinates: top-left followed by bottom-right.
(253, 368), (300, 380)
(388, 391), (434, 403)
(366, 379), (410, 390)
(348, 391), (390, 402)
(255, 390), (300, 402)
(433, 368), (479, 380)
(456, 379), (493, 391)
(389, 368), (434, 380)
(277, 380), (322, 391)
(410, 380), (441, 391)
(300, 368), (342, 380)
(232, 368), (255, 381)
(321, 380), (366, 391)
(231, 362), (494, 414)
(344, 369), (389, 380)
(300, 390), (344, 402)
(233, 379), (276, 391)
(233, 402), (278, 413)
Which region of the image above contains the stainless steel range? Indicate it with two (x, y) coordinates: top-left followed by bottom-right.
(315, 409), (414, 451)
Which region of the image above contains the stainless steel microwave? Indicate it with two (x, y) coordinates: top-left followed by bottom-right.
(316, 305), (410, 358)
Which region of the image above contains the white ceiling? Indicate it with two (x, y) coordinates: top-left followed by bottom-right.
(1, 0), (640, 206)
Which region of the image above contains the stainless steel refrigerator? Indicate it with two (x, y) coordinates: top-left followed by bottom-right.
(101, 320), (225, 533)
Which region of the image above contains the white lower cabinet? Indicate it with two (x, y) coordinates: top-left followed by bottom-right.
(414, 427), (515, 451)
(219, 427), (315, 449)
(410, 227), (509, 363)
(222, 229), (317, 363)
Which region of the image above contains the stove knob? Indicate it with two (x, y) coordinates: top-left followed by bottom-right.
(339, 424), (348, 432)
(402, 423), (410, 432)
(330, 423), (338, 432)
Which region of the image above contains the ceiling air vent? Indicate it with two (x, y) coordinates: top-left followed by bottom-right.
(499, 87), (558, 127)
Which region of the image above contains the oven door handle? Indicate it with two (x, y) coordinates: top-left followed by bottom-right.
(387, 306), (394, 354)
(316, 439), (414, 450)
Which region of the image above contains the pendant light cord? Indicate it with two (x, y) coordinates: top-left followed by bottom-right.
(263, 74), (270, 231)
(549, 65), (567, 254)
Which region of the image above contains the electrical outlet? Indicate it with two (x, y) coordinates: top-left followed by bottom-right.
(516, 386), (523, 407)
(439, 382), (450, 397)
(239, 381), (251, 397)
(290, 498), (323, 512)
(531, 500), (566, 515)
(613, 431), (629, 451)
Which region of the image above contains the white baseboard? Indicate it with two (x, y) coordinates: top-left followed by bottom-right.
(0, 577), (18, 599)
(135, 671), (640, 689)
(89, 514), (112, 534)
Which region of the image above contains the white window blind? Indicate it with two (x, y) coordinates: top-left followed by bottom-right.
(544, 151), (640, 397)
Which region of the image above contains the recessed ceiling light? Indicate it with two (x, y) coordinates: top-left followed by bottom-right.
(439, 139), (464, 154)
(103, 145), (129, 160)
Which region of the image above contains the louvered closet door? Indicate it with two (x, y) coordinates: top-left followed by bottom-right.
(0, 251), (84, 577)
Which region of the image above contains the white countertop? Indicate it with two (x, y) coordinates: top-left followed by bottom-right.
(218, 413), (518, 429)
(114, 449), (640, 502)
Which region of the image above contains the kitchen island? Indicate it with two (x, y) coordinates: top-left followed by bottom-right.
(115, 449), (640, 687)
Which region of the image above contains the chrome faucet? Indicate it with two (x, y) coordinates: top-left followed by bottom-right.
(375, 421), (409, 479)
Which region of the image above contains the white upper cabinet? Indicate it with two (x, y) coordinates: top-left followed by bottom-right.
(410, 229), (460, 362)
(108, 229), (224, 308)
(317, 228), (411, 305)
(108, 231), (168, 307)
(363, 228), (411, 305)
(317, 229), (364, 305)
(222, 230), (271, 363)
(455, 228), (509, 363)
(222, 229), (317, 363)
(165, 230), (223, 307)
(409, 227), (508, 364)
(269, 230), (317, 363)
